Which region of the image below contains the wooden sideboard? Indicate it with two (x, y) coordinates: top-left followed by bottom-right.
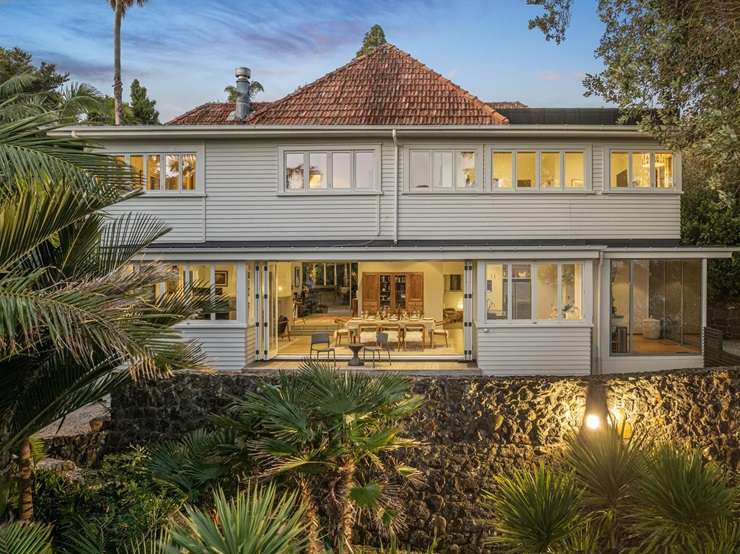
(361, 272), (424, 314)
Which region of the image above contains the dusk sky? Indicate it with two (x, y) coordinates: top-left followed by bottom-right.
(0, 0), (611, 121)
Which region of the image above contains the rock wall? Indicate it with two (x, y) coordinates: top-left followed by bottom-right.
(110, 368), (739, 553)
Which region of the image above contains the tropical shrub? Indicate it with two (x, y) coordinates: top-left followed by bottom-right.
(167, 485), (306, 554)
(628, 444), (739, 553)
(484, 427), (740, 553)
(34, 448), (182, 551)
(483, 462), (585, 553)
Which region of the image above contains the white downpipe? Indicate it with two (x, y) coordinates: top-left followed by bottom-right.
(594, 250), (603, 374)
(392, 128), (399, 244)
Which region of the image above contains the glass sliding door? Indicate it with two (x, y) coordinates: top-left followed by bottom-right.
(610, 259), (702, 355)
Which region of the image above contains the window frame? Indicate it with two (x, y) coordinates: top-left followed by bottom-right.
(405, 145), (484, 193)
(488, 145), (592, 193)
(481, 260), (591, 326)
(108, 150), (203, 194)
(155, 262), (247, 325)
(278, 145), (382, 195)
(606, 148), (680, 192)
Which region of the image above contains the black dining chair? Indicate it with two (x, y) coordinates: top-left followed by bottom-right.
(310, 333), (336, 366)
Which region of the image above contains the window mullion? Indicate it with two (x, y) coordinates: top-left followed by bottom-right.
(210, 264), (216, 321)
(560, 151), (565, 191)
(531, 263), (537, 321)
(535, 151), (541, 191)
(178, 154), (183, 192)
(507, 263), (513, 320)
(303, 152), (309, 192)
(512, 150), (518, 191)
(650, 152), (656, 189)
(327, 151), (333, 190)
(557, 264), (563, 320)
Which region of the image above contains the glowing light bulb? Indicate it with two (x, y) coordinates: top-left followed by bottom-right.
(585, 414), (601, 430)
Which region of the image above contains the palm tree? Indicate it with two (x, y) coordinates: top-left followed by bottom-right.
(109, 0), (147, 125)
(0, 91), (215, 520)
(218, 361), (423, 552)
(224, 81), (264, 102)
(0, 521), (52, 553)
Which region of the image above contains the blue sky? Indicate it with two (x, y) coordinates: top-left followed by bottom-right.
(0, 0), (610, 121)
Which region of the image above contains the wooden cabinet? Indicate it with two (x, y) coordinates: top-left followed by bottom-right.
(362, 272), (424, 314)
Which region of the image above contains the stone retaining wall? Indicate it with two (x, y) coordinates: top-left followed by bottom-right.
(110, 368), (739, 553)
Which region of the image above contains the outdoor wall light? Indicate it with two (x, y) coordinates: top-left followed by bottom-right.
(582, 380), (609, 433)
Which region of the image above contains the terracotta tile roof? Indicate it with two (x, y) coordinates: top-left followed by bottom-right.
(488, 101), (528, 109)
(167, 44), (507, 126)
(167, 101), (271, 125)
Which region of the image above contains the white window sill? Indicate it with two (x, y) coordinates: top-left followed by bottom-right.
(176, 321), (246, 329)
(406, 188), (484, 195)
(138, 192), (207, 198)
(602, 189), (681, 195)
(490, 189), (595, 195)
(277, 190), (382, 197)
(478, 322), (593, 329)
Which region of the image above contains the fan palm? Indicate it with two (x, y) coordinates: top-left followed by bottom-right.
(109, 0), (147, 125)
(167, 485), (306, 554)
(0, 98), (216, 520)
(216, 360), (423, 552)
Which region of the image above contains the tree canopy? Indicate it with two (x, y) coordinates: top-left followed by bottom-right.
(129, 78), (159, 124)
(356, 24), (387, 57)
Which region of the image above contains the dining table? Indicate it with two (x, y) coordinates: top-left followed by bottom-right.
(344, 317), (436, 347)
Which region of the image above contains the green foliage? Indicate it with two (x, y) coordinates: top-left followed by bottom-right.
(526, 0), (572, 44)
(167, 485), (306, 554)
(34, 448), (182, 551)
(224, 81), (264, 103)
(628, 444), (739, 552)
(563, 423), (644, 546)
(216, 360), (423, 550)
(483, 462), (585, 553)
(148, 429), (233, 502)
(356, 25), (387, 57)
(0, 521), (52, 554)
(0, 47), (67, 108)
(128, 79), (159, 125)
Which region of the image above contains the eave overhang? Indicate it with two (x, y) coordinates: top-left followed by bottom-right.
(53, 124), (648, 140)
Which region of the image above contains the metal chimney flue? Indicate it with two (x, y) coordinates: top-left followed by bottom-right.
(230, 66), (252, 121)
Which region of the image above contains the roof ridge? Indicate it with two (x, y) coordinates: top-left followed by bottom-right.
(244, 46), (387, 123)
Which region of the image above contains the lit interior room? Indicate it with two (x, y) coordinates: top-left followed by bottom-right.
(275, 260), (465, 358)
(610, 260), (701, 355)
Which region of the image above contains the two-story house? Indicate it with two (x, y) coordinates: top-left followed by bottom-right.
(61, 44), (734, 375)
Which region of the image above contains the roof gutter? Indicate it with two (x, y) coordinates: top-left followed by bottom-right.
(51, 124), (648, 140)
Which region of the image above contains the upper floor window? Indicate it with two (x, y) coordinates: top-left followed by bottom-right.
(112, 152), (198, 193)
(409, 147), (481, 192)
(485, 262), (584, 322)
(492, 149), (586, 191)
(609, 150), (674, 190)
(281, 147), (379, 193)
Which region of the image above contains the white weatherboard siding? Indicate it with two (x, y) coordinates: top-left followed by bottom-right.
(178, 325), (246, 372)
(397, 194), (679, 240)
(204, 140), (395, 241)
(105, 196), (205, 242)
(476, 326), (592, 375)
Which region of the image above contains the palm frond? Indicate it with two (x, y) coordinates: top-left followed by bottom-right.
(0, 522), (53, 554)
(168, 485), (306, 554)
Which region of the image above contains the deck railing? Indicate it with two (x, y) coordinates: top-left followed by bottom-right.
(703, 327), (740, 367)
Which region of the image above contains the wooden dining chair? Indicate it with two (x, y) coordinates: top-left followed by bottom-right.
(431, 319), (449, 347)
(403, 324), (425, 350)
(334, 318), (351, 345)
(358, 324), (379, 346)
